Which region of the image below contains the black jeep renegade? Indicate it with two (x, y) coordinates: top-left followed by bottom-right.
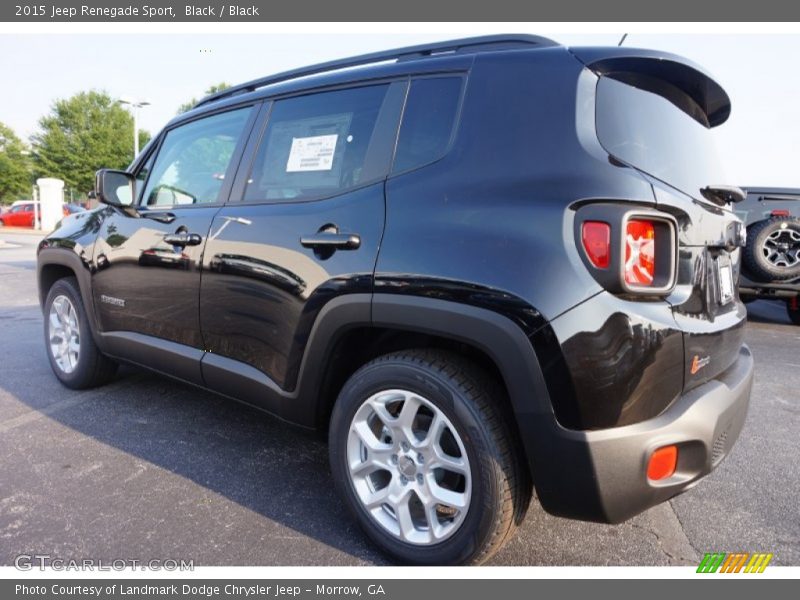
(37, 35), (753, 565)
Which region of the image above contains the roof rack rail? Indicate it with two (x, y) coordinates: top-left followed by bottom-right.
(194, 34), (558, 108)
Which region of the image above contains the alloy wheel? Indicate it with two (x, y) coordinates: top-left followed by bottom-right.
(346, 389), (471, 545)
(762, 227), (800, 268)
(48, 295), (80, 374)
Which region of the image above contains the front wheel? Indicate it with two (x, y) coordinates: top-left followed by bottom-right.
(44, 277), (118, 389)
(329, 349), (531, 565)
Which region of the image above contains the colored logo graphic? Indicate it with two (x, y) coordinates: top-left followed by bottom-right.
(697, 552), (773, 573)
(690, 354), (711, 375)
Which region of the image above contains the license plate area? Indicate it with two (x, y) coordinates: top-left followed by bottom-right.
(716, 256), (734, 305)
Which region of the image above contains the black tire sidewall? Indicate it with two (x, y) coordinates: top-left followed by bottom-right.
(744, 218), (800, 281)
(44, 278), (95, 388)
(329, 358), (505, 565)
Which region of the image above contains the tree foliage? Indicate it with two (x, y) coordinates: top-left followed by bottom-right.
(0, 122), (32, 204)
(31, 90), (151, 198)
(176, 82), (231, 115)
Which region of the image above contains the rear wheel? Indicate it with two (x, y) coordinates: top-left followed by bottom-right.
(44, 277), (117, 389)
(743, 217), (800, 282)
(329, 349), (531, 565)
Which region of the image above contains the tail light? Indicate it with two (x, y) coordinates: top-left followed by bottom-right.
(581, 221), (611, 269)
(575, 205), (677, 296)
(771, 209), (790, 217)
(624, 219), (656, 286)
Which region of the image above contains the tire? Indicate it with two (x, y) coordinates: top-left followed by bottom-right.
(329, 349), (531, 565)
(743, 217), (800, 282)
(44, 276), (117, 389)
(788, 299), (800, 326)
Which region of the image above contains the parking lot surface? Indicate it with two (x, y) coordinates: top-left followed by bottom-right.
(1, 230), (798, 566)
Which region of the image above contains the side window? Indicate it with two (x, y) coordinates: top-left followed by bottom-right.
(135, 149), (156, 204)
(393, 77), (462, 173)
(141, 107), (252, 207)
(244, 84), (392, 203)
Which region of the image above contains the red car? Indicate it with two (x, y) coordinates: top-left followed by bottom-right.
(0, 202), (83, 227)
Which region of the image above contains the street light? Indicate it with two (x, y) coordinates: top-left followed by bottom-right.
(117, 97), (151, 158)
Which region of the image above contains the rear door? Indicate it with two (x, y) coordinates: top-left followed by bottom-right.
(91, 105), (257, 381)
(199, 81), (406, 396)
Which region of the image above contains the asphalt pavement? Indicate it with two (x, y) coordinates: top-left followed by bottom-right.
(0, 229), (798, 566)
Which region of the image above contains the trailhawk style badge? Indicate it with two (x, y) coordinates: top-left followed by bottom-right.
(691, 355), (711, 375)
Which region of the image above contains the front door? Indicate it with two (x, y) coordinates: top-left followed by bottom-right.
(91, 105), (257, 378)
(199, 82), (406, 396)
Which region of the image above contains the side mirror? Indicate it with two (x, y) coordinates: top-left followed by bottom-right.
(95, 169), (135, 207)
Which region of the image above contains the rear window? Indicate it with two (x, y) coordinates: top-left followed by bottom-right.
(595, 74), (726, 199)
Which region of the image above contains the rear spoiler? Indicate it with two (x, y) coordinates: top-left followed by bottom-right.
(569, 47), (731, 127)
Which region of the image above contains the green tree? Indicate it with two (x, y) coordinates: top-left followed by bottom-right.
(31, 90), (151, 199)
(0, 122), (32, 204)
(176, 82), (231, 115)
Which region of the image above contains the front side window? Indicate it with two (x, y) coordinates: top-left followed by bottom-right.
(244, 84), (392, 203)
(135, 149), (156, 204)
(141, 107), (252, 207)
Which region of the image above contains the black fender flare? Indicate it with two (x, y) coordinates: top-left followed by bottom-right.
(295, 293), (562, 478)
(37, 247), (104, 346)
(295, 292), (600, 519)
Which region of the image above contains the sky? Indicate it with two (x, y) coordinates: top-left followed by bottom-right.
(1, 31), (799, 187)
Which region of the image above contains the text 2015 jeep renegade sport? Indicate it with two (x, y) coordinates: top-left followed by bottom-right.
(37, 35), (753, 565)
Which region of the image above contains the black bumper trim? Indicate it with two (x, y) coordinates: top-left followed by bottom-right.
(525, 345), (753, 523)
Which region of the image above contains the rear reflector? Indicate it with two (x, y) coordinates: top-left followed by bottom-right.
(771, 209), (791, 217)
(581, 221), (611, 268)
(647, 445), (678, 481)
(625, 219), (656, 286)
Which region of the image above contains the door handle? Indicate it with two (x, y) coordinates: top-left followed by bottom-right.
(164, 232), (203, 247)
(300, 232), (361, 250)
(141, 210), (176, 224)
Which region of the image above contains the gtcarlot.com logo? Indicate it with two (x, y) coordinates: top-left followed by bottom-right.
(14, 554), (194, 571)
(697, 552), (773, 573)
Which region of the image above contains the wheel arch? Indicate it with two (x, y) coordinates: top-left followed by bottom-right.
(37, 248), (102, 343)
(295, 293), (559, 480)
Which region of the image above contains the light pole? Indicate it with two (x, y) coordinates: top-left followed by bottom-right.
(117, 97), (151, 158)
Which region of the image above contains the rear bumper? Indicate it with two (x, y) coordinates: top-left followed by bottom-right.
(527, 344), (753, 523)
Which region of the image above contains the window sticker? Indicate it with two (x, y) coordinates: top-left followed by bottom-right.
(255, 112), (353, 194)
(286, 134), (338, 172)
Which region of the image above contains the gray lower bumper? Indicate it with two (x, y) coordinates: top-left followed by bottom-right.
(529, 345), (754, 523)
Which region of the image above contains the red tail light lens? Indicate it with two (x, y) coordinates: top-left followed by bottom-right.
(624, 219), (656, 286)
(771, 209), (790, 217)
(581, 221), (611, 269)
